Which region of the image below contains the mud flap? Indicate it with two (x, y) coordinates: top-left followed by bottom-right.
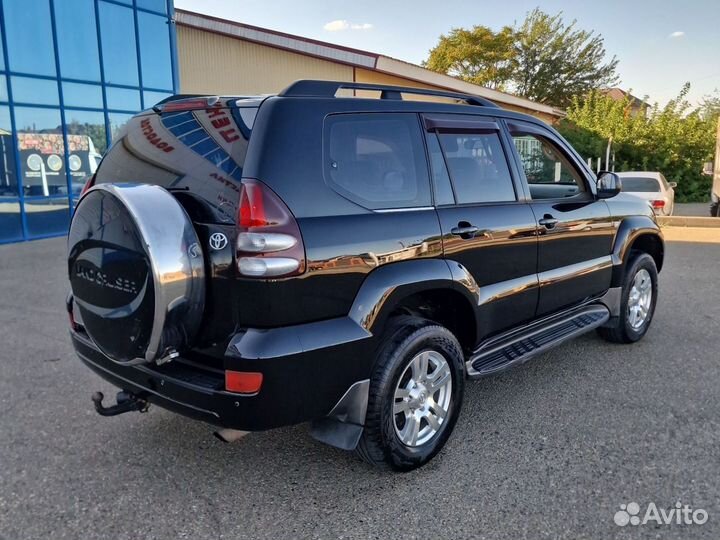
(310, 379), (369, 451)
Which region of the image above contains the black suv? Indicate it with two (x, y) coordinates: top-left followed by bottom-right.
(67, 80), (663, 470)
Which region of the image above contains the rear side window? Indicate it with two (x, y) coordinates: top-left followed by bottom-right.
(325, 113), (430, 209)
(437, 132), (515, 204)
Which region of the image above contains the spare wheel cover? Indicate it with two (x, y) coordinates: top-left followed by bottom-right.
(68, 183), (205, 364)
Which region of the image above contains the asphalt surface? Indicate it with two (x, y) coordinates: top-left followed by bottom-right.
(1, 236), (719, 539)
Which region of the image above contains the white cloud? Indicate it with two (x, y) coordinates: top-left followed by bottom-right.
(323, 19), (373, 32)
(324, 20), (349, 31)
(669, 31), (685, 38)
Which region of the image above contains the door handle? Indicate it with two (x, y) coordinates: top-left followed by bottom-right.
(451, 225), (479, 236)
(538, 215), (559, 229)
(450, 223), (491, 239)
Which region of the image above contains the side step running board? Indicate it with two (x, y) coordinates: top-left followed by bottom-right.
(467, 304), (610, 378)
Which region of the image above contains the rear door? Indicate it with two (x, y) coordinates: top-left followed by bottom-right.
(505, 120), (615, 316)
(424, 114), (538, 340)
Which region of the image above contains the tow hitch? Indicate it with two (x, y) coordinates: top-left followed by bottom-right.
(91, 391), (150, 417)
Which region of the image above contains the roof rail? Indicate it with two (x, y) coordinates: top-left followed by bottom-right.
(279, 80), (499, 108)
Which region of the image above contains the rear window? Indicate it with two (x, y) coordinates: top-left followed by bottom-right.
(621, 177), (660, 192)
(324, 113), (430, 209)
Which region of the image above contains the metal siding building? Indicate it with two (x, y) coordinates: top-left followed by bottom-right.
(175, 9), (563, 124)
(177, 24), (354, 96)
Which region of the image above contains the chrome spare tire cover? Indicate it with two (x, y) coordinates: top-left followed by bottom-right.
(68, 183), (205, 364)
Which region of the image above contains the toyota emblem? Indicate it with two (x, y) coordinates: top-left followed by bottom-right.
(209, 232), (228, 251)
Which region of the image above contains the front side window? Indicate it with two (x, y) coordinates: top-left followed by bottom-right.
(325, 113), (430, 209)
(510, 131), (586, 200)
(437, 132), (515, 204)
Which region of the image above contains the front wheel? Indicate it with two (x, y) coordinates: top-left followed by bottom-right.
(356, 317), (465, 471)
(598, 252), (658, 343)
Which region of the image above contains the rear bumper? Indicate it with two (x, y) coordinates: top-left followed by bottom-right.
(71, 317), (374, 431)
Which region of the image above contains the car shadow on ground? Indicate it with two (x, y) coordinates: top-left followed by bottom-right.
(113, 330), (619, 487)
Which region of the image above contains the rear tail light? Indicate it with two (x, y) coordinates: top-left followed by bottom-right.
(236, 179), (305, 278)
(237, 257), (300, 277)
(651, 199), (666, 209)
(236, 232), (297, 252)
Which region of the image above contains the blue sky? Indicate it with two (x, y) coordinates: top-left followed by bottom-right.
(176, 0), (720, 107)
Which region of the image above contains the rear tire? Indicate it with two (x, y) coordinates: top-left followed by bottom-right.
(598, 252), (658, 344)
(356, 317), (465, 471)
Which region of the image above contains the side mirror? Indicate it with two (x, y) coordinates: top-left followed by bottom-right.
(669, 182), (678, 189)
(596, 171), (622, 199)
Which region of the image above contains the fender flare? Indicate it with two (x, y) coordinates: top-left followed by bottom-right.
(610, 216), (664, 286)
(313, 259), (480, 451)
(348, 258), (479, 335)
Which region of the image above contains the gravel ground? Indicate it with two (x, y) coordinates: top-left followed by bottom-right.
(1, 237), (719, 539)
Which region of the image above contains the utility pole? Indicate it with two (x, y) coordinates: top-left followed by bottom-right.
(605, 136), (613, 171)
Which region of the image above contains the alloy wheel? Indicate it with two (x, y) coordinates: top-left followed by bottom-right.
(628, 268), (653, 329)
(392, 350), (452, 447)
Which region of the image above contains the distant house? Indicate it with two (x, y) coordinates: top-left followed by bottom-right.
(602, 88), (652, 117)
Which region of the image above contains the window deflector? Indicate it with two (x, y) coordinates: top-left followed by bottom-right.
(424, 116), (499, 133)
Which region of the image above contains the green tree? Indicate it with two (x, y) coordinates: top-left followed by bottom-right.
(424, 8), (619, 107)
(66, 119), (107, 154)
(513, 9), (619, 107)
(557, 84), (717, 202)
(699, 91), (720, 122)
(423, 25), (517, 90)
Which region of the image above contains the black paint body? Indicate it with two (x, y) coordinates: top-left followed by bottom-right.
(69, 88), (663, 431)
